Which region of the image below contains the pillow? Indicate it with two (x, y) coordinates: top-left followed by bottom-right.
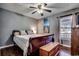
(27, 30), (34, 35)
(14, 32), (20, 36)
(21, 30), (27, 35)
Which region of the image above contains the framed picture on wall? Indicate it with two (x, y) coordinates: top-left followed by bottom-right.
(43, 18), (50, 33)
(44, 26), (50, 33)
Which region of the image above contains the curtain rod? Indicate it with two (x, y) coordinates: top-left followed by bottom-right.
(57, 12), (79, 18)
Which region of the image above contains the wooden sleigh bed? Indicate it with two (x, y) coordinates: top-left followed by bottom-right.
(11, 30), (55, 56)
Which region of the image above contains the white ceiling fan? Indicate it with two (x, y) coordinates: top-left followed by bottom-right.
(29, 3), (52, 16)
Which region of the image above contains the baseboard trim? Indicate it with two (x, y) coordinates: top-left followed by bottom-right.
(60, 44), (71, 48)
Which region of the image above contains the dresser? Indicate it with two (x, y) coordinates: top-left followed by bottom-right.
(39, 42), (60, 56)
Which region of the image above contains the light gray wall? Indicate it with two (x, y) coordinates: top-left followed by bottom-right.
(0, 8), (37, 46)
(37, 20), (44, 34)
(48, 16), (59, 42)
(37, 16), (59, 42)
(0, 9), (2, 46)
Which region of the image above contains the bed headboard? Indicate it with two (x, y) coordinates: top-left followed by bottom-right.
(12, 30), (21, 36)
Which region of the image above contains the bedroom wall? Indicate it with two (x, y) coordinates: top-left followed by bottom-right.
(0, 9), (2, 46)
(37, 20), (44, 34)
(37, 16), (59, 42)
(0, 8), (37, 46)
(48, 16), (59, 42)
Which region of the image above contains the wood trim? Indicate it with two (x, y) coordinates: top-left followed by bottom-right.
(30, 34), (54, 39)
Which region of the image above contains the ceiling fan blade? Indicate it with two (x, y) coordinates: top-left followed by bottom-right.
(32, 11), (37, 14)
(44, 9), (52, 13)
(44, 3), (47, 6)
(29, 6), (37, 8)
(41, 13), (43, 16)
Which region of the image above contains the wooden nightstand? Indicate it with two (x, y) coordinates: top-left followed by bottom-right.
(0, 49), (1, 56)
(39, 42), (60, 56)
(0, 44), (14, 56)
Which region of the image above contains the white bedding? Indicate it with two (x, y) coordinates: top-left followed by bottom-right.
(14, 35), (31, 56)
(13, 33), (52, 56)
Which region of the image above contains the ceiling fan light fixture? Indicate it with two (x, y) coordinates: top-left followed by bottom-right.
(37, 9), (43, 14)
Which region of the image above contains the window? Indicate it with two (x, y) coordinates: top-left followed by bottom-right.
(59, 15), (72, 46)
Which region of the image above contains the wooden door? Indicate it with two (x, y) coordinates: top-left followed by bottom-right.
(71, 27), (79, 55)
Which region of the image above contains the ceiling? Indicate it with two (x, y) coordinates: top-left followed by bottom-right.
(0, 3), (79, 19)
